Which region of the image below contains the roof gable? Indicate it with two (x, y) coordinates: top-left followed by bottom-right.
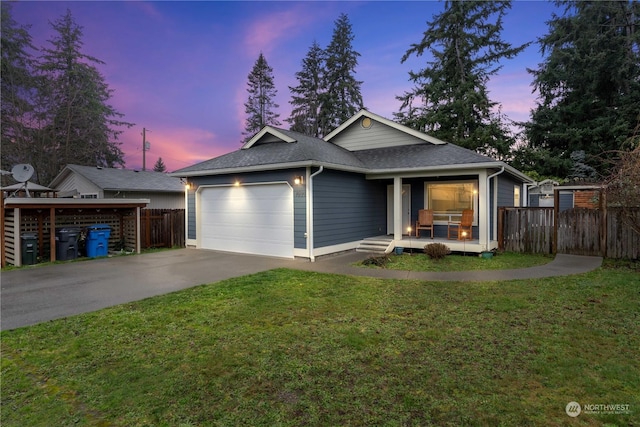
(242, 126), (296, 149)
(324, 109), (446, 151)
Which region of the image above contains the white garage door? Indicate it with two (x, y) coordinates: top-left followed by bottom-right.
(199, 183), (294, 258)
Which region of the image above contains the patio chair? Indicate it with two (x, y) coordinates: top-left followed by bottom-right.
(415, 209), (434, 238)
(447, 209), (473, 240)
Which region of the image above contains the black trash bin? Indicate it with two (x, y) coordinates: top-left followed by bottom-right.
(21, 232), (38, 265)
(56, 227), (81, 261)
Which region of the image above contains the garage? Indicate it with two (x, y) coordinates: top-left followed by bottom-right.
(198, 183), (294, 258)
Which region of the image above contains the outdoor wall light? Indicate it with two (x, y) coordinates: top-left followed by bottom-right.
(234, 181), (240, 187)
(184, 182), (191, 190)
(294, 176), (304, 185)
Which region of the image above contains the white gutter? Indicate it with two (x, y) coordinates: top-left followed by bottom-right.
(307, 166), (324, 262)
(486, 167), (505, 250)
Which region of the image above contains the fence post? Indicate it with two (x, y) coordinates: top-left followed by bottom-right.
(600, 190), (607, 258)
(553, 190), (559, 254)
(497, 207), (505, 250)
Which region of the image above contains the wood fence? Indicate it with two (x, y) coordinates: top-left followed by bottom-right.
(498, 207), (554, 254)
(134, 209), (185, 249)
(499, 207), (639, 259)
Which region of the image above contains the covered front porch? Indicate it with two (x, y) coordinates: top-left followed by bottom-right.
(373, 170), (503, 254)
(358, 235), (484, 255)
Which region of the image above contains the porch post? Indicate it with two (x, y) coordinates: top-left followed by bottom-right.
(478, 170), (488, 251)
(136, 206), (141, 254)
(14, 208), (21, 267)
(393, 177), (403, 241)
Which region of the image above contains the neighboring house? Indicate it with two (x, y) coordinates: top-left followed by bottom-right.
(173, 110), (533, 260)
(527, 179), (603, 211)
(49, 164), (185, 209)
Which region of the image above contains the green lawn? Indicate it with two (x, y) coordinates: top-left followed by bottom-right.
(2, 261), (639, 426)
(358, 251), (554, 272)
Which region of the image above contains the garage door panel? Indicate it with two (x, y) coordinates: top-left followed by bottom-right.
(199, 184), (294, 258)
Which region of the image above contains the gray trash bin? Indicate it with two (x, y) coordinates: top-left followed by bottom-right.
(21, 232), (38, 265)
(56, 227), (81, 261)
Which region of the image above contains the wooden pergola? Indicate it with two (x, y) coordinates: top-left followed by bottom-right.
(1, 197), (149, 267)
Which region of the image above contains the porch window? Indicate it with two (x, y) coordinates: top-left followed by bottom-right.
(425, 181), (478, 223)
(514, 186), (521, 207)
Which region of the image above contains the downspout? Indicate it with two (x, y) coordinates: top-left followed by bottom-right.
(308, 166), (324, 262)
(486, 167), (505, 251)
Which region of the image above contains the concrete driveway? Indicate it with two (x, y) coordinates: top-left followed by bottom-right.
(1, 249), (298, 331)
(1, 248), (602, 331)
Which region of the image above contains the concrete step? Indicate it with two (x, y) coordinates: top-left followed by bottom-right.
(356, 238), (394, 254)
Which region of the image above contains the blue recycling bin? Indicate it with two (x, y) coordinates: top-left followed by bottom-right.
(86, 224), (111, 258)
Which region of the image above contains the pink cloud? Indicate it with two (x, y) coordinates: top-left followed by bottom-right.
(243, 7), (312, 57)
(488, 72), (538, 123)
(120, 126), (225, 172)
(129, 2), (165, 24)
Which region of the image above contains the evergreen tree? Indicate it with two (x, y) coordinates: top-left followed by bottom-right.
(524, 1), (640, 178)
(318, 13), (364, 136)
(35, 10), (132, 184)
(287, 41), (324, 137)
(242, 52), (280, 143)
(395, 0), (527, 158)
(153, 157), (167, 173)
(1, 3), (37, 181)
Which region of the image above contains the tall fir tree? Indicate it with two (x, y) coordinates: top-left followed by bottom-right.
(242, 52), (280, 143)
(153, 157), (167, 173)
(318, 13), (364, 136)
(35, 10), (132, 185)
(1, 3), (37, 182)
(287, 41), (324, 137)
(395, 1), (527, 159)
(522, 0), (640, 178)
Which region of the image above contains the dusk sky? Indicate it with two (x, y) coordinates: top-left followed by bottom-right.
(11, 1), (559, 173)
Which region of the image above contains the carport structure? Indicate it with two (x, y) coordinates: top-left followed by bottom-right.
(1, 197), (149, 267)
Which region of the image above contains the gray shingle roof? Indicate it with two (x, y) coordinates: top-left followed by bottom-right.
(59, 164), (184, 192)
(172, 125), (510, 177)
(353, 143), (496, 170)
(174, 128), (367, 174)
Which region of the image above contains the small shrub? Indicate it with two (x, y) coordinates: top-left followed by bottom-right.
(362, 255), (390, 267)
(424, 243), (451, 260)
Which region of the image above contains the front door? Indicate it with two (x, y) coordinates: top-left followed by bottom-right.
(387, 184), (411, 235)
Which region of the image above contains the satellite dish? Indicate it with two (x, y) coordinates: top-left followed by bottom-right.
(11, 164), (34, 183)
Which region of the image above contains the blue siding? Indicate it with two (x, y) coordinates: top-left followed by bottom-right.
(189, 169), (307, 248)
(497, 175), (520, 207)
(313, 170), (386, 248)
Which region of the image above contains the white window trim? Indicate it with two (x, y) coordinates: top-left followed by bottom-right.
(423, 180), (479, 225)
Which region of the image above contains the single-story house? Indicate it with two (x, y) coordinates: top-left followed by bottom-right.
(49, 164), (185, 209)
(172, 110), (533, 260)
